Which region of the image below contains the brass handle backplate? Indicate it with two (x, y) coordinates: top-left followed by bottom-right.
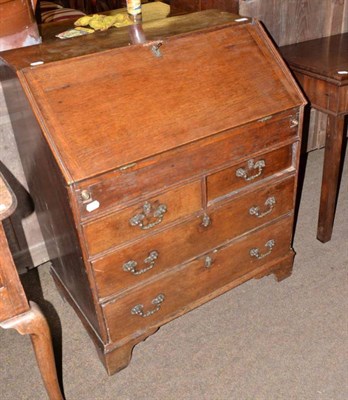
(129, 201), (167, 230)
(80, 189), (92, 203)
(123, 250), (159, 275)
(204, 255), (213, 268)
(131, 293), (165, 318)
(203, 249), (218, 268)
(201, 213), (211, 228)
(249, 239), (275, 260)
(236, 159), (266, 181)
(290, 116), (299, 128)
(249, 196), (276, 218)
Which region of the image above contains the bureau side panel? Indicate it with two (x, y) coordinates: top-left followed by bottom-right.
(0, 65), (49, 270)
(1, 66), (102, 338)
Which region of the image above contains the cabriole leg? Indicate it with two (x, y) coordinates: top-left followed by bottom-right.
(0, 301), (64, 400)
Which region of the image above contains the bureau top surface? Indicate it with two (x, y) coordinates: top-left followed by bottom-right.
(1, 11), (305, 184)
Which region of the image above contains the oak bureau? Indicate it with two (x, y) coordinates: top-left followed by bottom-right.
(0, 10), (306, 375)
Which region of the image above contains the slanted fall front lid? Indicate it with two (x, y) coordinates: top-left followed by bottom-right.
(11, 12), (304, 184)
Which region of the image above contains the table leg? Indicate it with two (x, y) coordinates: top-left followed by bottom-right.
(0, 301), (64, 400)
(317, 114), (345, 243)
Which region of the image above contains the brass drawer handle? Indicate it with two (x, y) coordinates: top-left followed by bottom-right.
(249, 196), (276, 218)
(131, 293), (165, 318)
(236, 159), (266, 181)
(249, 239), (275, 260)
(129, 201), (167, 230)
(123, 251), (159, 275)
(290, 116), (299, 128)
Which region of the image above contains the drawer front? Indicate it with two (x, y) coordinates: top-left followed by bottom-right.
(74, 109), (299, 220)
(207, 144), (293, 202)
(83, 180), (202, 256)
(92, 175), (295, 299)
(103, 216), (293, 343)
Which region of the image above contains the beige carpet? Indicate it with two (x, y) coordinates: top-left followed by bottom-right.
(1, 148), (347, 400)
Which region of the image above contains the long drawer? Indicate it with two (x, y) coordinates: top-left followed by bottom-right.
(93, 175), (295, 299)
(102, 216), (293, 343)
(74, 109), (299, 220)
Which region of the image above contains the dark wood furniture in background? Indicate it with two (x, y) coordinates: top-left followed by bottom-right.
(281, 33), (348, 243)
(0, 174), (63, 400)
(240, 0), (348, 152)
(170, 0), (239, 14)
(62, 0), (124, 14)
(1, 11), (305, 375)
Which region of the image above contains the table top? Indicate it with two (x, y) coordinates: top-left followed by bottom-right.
(280, 33), (348, 84)
(39, 1), (171, 41)
(0, 10), (248, 70)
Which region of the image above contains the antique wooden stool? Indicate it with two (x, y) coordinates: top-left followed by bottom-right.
(281, 33), (348, 242)
(0, 173), (64, 400)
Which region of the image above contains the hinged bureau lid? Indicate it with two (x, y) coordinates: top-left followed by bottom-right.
(2, 11), (305, 184)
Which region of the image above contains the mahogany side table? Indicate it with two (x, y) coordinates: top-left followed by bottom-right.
(280, 33), (348, 243)
(0, 173), (64, 400)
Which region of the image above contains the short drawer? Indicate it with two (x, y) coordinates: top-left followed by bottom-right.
(83, 180), (202, 256)
(207, 144), (294, 202)
(102, 216), (293, 343)
(92, 175), (295, 299)
(74, 108), (299, 220)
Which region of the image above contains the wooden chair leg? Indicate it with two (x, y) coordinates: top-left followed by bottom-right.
(317, 114), (345, 243)
(0, 301), (64, 400)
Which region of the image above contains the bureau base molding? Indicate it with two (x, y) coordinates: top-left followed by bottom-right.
(51, 265), (159, 375)
(98, 329), (160, 376)
(52, 249), (294, 375)
(254, 251), (295, 282)
(50, 268), (106, 352)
